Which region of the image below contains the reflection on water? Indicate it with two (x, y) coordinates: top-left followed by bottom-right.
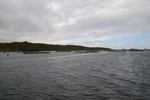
(0, 51), (150, 100)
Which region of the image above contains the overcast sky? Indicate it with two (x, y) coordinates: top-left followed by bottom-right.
(0, 0), (150, 49)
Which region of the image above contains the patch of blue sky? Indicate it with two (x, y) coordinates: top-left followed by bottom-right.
(102, 33), (150, 49)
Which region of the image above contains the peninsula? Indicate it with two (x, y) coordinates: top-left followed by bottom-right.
(0, 41), (111, 52)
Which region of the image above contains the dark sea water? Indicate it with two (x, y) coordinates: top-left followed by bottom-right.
(0, 51), (150, 100)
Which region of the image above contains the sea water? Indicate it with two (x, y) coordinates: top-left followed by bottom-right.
(0, 51), (150, 100)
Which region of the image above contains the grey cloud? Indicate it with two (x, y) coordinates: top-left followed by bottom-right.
(0, 0), (55, 33)
(61, 0), (150, 33)
(0, 0), (150, 48)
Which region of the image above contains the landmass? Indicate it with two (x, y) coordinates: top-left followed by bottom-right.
(0, 41), (111, 52)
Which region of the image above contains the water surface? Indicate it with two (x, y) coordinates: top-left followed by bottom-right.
(0, 51), (150, 100)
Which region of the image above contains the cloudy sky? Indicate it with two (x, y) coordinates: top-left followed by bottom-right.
(0, 0), (150, 49)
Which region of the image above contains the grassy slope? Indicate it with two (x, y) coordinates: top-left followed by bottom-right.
(0, 41), (111, 51)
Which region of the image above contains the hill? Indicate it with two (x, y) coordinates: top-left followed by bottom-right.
(0, 41), (111, 52)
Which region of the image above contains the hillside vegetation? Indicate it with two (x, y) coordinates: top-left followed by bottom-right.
(0, 41), (111, 52)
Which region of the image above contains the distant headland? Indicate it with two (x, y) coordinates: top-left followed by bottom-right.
(0, 41), (149, 52)
(0, 41), (111, 52)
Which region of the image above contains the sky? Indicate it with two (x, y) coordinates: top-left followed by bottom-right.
(0, 0), (150, 49)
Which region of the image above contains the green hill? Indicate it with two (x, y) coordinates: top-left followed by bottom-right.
(0, 41), (111, 52)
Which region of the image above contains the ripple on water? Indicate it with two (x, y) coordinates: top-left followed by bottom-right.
(0, 52), (150, 99)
